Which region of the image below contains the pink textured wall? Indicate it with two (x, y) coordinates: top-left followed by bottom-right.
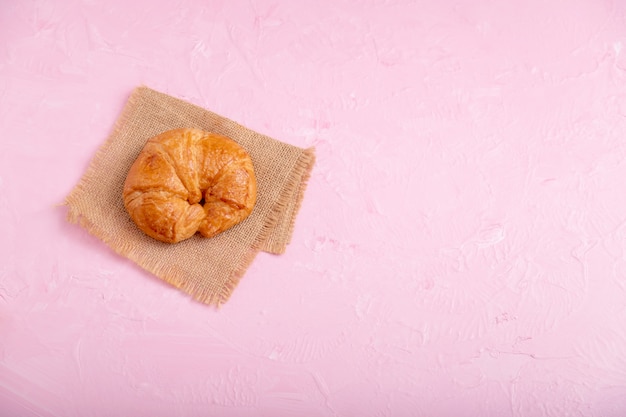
(2, 0), (626, 416)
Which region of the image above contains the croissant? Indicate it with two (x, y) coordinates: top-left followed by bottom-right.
(123, 128), (257, 243)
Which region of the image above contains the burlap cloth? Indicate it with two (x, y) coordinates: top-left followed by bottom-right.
(65, 86), (315, 305)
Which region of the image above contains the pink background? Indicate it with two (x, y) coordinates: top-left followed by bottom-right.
(2, 0), (626, 416)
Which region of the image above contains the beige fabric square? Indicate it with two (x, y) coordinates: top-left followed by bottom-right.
(65, 86), (315, 305)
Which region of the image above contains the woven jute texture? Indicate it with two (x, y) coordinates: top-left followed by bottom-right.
(65, 86), (315, 305)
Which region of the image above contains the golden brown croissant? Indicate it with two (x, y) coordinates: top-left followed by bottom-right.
(123, 128), (257, 243)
